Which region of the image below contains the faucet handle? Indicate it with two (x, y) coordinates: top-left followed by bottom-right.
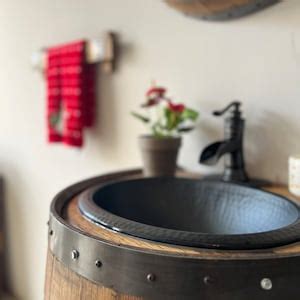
(213, 101), (241, 117)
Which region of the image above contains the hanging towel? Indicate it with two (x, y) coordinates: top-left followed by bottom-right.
(47, 47), (63, 142)
(46, 40), (96, 148)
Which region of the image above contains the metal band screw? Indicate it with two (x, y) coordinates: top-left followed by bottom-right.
(261, 278), (272, 290)
(71, 250), (80, 260)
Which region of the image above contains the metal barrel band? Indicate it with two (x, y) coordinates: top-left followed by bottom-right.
(49, 215), (300, 299)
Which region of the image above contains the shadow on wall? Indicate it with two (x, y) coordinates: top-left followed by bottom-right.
(264, 1), (300, 25)
(0, 162), (30, 299)
(180, 106), (224, 174)
(87, 35), (136, 166)
(89, 72), (119, 159)
(246, 111), (300, 184)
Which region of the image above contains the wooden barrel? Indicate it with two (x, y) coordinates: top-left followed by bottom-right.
(45, 169), (300, 300)
(165, 0), (279, 20)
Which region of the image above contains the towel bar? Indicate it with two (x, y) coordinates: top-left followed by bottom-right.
(31, 32), (116, 74)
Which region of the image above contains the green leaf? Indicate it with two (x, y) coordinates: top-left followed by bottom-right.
(164, 108), (172, 130)
(164, 107), (181, 131)
(177, 126), (195, 132)
(182, 108), (199, 121)
(151, 123), (164, 137)
(131, 112), (150, 123)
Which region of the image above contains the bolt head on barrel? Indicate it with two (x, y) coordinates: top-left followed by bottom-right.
(71, 250), (80, 260)
(147, 273), (156, 282)
(261, 278), (272, 290)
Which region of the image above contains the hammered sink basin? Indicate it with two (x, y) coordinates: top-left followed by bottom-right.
(78, 178), (300, 250)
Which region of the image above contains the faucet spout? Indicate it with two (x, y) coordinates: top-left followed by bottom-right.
(198, 101), (268, 186)
(199, 141), (238, 166)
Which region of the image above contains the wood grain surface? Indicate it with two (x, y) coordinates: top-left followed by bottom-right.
(45, 251), (142, 300)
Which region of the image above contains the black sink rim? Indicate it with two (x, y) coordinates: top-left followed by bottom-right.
(78, 178), (300, 250)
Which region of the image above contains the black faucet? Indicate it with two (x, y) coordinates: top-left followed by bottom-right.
(200, 101), (254, 185)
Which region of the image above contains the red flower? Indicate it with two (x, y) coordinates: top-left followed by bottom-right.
(141, 98), (160, 107)
(146, 87), (166, 98)
(141, 86), (167, 108)
(168, 102), (185, 113)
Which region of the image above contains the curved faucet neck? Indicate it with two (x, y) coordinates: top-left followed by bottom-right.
(199, 102), (249, 183)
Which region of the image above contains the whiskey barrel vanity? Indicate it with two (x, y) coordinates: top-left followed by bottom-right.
(45, 169), (300, 299)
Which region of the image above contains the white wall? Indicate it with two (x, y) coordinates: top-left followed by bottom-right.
(0, 0), (300, 299)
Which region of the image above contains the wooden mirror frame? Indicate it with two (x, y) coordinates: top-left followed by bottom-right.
(165, 0), (279, 21)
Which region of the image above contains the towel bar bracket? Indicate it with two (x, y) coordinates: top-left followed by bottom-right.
(31, 31), (116, 74)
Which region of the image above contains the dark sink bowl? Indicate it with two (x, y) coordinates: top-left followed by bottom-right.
(78, 178), (300, 250)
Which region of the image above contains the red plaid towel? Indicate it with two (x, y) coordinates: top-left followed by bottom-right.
(46, 40), (96, 147)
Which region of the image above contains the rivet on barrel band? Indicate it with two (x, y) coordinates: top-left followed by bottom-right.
(95, 260), (102, 268)
(71, 250), (80, 260)
(203, 276), (214, 286)
(147, 273), (156, 282)
(260, 278), (272, 290)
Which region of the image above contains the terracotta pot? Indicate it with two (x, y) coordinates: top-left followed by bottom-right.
(138, 135), (181, 177)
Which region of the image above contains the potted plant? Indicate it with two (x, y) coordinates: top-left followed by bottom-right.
(132, 85), (199, 177)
